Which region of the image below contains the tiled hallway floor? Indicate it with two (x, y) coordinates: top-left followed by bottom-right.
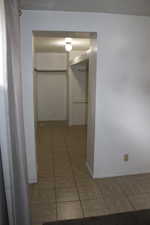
(29, 122), (150, 225)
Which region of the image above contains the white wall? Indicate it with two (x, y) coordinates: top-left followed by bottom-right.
(21, 10), (150, 181)
(33, 41), (38, 132)
(87, 39), (97, 174)
(33, 69), (38, 130)
(34, 52), (67, 122)
(69, 50), (88, 125)
(35, 52), (67, 70)
(37, 72), (67, 121)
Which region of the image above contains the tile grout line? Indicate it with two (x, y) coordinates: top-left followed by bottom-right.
(33, 122), (147, 224)
(116, 181), (137, 211)
(66, 127), (110, 217)
(94, 181), (112, 214)
(51, 128), (59, 221)
(34, 122), (150, 224)
(65, 130), (85, 218)
(95, 179), (136, 215)
(52, 125), (75, 220)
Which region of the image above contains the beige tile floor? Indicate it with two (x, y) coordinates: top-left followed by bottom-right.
(29, 121), (150, 225)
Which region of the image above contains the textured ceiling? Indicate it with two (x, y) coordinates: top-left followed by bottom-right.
(34, 37), (90, 52)
(21, 0), (150, 16)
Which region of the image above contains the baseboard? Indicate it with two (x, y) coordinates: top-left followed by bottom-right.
(86, 162), (93, 177)
(93, 169), (150, 179)
(28, 177), (37, 184)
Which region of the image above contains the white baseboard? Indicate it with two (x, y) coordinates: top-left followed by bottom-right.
(28, 177), (37, 184)
(86, 162), (93, 177)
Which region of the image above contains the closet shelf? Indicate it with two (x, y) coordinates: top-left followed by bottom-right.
(70, 50), (90, 66)
(34, 68), (67, 73)
(72, 98), (88, 104)
(73, 101), (88, 104)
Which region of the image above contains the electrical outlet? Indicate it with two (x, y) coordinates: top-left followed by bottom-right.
(124, 154), (129, 162)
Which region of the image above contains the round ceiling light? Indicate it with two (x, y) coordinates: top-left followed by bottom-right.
(65, 37), (72, 52)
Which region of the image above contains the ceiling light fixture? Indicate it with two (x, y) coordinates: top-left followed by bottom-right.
(65, 37), (72, 52)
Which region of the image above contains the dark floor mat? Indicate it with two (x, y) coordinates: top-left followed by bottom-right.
(44, 210), (150, 225)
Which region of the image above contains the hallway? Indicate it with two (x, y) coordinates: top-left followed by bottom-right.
(29, 122), (150, 225)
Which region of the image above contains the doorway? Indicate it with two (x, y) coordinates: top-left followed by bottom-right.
(30, 31), (97, 224)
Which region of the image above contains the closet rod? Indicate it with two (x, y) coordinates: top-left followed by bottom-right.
(34, 68), (67, 73)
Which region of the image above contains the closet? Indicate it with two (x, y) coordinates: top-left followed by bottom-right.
(68, 51), (89, 125)
(33, 44), (90, 126)
(34, 52), (67, 122)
